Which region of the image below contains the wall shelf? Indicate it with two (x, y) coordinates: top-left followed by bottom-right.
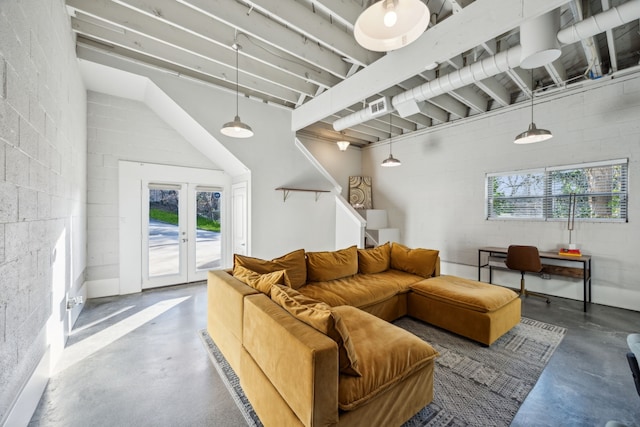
(275, 187), (330, 202)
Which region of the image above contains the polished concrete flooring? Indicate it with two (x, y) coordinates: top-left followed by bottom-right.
(29, 282), (640, 427)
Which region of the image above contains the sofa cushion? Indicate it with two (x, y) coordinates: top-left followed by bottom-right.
(234, 249), (307, 289)
(299, 270), (422, 308)
(270, 285), (361, 376)
(334, 306), (438, 411)
(232, 264), (285, 294)
(391, 243), (439, 278)
(306, 246), (358, 282)
(357, 243), (391, 274)
(411, 275), (519, 313)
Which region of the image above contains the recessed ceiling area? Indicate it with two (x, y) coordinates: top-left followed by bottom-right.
(67, 0), (640, 147)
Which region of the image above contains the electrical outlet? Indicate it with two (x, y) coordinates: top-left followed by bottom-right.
(66, 296), (84, 310)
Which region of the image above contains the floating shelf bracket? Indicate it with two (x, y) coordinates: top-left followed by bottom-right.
(275, 187), (330, 202)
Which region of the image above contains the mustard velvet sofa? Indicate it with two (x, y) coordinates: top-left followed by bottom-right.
(206, 243), (520, 427)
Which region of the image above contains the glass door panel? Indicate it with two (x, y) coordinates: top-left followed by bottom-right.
(194, 189), (222, 272)
(143, 183), (187, 288)
(148, 187), (181, 277)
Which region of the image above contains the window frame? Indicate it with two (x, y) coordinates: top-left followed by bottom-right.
(486, 159), (628, 223)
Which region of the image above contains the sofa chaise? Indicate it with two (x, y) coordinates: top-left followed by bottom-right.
(207, 243), (521, 427)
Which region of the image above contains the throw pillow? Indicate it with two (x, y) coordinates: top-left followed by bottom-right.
(234, 248), (307, 289)
(270, 285), (361, 376)
(232, 264), (285, 294)
(357, 243), (391, 274)
(390, 243), (439, 278)
(306, 245), (358, 282)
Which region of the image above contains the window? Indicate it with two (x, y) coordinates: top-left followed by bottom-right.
(486, 159), (628, 222)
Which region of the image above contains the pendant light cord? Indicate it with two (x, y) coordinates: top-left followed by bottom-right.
(235, 41), (239, 117)
(389, 114), (393, 155)
(530, 70), (534, 123)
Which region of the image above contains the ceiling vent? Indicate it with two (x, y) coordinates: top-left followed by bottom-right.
(368, 97), (390, 117)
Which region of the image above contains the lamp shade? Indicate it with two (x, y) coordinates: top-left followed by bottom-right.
(355, 0), (430, 52)
(221, 115), (254, 138)
(220, 42), (253, 139)
(514, 122), (552, 144)
(381, 154), (401, 167)
(337, 140), (350, 151)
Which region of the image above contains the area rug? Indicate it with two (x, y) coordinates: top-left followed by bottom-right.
(199, 316), (566, 427)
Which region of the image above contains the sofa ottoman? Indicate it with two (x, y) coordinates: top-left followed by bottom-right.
(408, 275), (521, 346)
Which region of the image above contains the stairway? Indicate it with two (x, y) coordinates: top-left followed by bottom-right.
(359, 209), (399, 248)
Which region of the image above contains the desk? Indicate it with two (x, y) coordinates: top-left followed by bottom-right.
(478, 246), (592, 312)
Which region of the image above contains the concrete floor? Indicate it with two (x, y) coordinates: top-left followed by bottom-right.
(29, 282), (640, 427)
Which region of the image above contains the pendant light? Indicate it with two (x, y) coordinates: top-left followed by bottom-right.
(221, 41), (253, 138)
(381, 115), (401, 167)
(514, 71), (552, 144)
(354, 0), (430, 52)
(337, 140), (350, 151)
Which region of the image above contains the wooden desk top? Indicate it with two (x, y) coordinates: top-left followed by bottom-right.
(480, 246), (592, 261)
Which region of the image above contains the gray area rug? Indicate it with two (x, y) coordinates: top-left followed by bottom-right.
(199, 316), (566, 427)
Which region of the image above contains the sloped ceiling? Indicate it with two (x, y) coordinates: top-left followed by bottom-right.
(67, 0), (640, 146)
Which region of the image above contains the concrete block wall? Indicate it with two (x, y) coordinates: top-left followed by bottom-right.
(86, 91), (219, 287)
(0, 0), (87, 423)
(361, 73), (640, 311)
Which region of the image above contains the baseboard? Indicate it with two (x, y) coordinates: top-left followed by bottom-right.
(86, 278), (120, 298)
(2, 333), (50, 427)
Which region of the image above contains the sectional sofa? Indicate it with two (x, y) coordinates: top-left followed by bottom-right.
(207, 243), (521, 427)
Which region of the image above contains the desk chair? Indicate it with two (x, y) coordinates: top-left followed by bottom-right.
(628, 334), (640, 397)
(604, 334), (640, 427)
(504, 245), (550, 304)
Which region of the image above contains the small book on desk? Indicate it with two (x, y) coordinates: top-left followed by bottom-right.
(558, 248), (582, 257)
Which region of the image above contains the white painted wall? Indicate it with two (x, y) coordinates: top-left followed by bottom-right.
(0, 0), (87, 424)
(85, 91), (220, 294)
(360, 74), (640, 311)
(153, 80), (337, 257)
(298, 136), (363, 200)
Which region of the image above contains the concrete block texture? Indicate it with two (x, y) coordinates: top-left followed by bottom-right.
(0, 0), (87, 422)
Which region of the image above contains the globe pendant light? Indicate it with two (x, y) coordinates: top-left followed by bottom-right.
(221, 42), (253, 138)
(514, 71), (552, 144)
(355, 0), (430, 52)
(381, 115), (401, 167)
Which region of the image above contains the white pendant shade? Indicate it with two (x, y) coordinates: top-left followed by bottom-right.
(337, 140), (350, 151)
(355, 0), (430, 52)
(221, 115), (254, 138)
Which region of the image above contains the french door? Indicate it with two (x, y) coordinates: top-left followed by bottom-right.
(142, 182), (223, 289)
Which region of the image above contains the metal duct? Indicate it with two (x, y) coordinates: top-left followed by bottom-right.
(557, 0), (640, 44)
(333, 46), (521, 130)
(332, 0), (640, 132)
(520, 9), (561, 69)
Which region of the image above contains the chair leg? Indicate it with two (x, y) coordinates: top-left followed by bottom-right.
(520, 273), (551, 304)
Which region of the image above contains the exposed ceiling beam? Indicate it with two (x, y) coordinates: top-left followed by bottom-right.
(545, 59), (568, 85)
(178, 0), (351, 78)
(244, 0), (381, 67)
(475, 77), (511, 107)
(601, 0), (619, 73)
(569, 0), (604, 78)
(71, 18), (302, 103)
(449, 87), (488, 113)
(292, 0), (572, 131)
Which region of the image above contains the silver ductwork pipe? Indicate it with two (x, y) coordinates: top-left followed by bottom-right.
(333, 0), (640, 132)
(557, 0), (640, 44)
(393, 46), (521, 109)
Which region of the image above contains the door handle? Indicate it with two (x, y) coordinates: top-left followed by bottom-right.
(182, 238), (188, 243)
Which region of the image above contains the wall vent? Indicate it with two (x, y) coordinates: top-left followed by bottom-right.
(368, 97), (389, 116)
